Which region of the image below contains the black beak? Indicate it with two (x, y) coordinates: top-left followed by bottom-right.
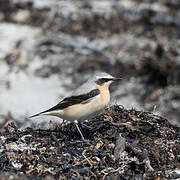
(112, 77), (122, 81)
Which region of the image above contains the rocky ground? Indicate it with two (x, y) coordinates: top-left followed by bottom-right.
(0, 0), (180, 179)
(0, 105), (180, 179)
(0, 0), (180, 126)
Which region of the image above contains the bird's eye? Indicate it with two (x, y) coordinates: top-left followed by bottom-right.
(101, 78), (110, 82)
(96, 78), (112, 85)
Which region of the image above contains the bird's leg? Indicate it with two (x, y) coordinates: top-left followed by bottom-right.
(61, 119), (67, 131)
(74, 120), (85, 141)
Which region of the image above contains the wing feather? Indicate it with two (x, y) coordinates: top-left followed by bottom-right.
(29, 88), (100, 118)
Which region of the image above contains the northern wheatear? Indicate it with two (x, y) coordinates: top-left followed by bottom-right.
(30, 72), (121, 140)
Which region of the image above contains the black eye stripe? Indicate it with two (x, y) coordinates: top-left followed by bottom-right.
(96, 78), (113, 85)
(101, 78), (111, 82)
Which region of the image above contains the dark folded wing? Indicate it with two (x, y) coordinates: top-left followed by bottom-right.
(29, 88), (100, 118)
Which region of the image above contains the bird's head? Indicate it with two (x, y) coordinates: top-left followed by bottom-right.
(94, 72), (121, 87)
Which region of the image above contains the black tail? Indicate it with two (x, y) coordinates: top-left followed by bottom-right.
(29, 104), (60, 118)
(29, 112), (43, 118)
(29, 109), (51, 118)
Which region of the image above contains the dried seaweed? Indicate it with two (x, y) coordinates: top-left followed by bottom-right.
(0, 105), (179, 179)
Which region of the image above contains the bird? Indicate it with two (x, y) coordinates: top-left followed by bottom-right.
(29, 72), (121, 140)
